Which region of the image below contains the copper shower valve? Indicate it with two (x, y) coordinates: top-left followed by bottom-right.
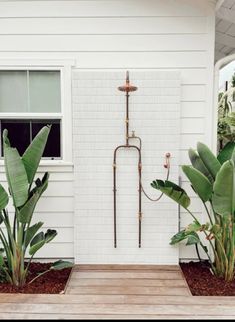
(164, 153), (171, 169)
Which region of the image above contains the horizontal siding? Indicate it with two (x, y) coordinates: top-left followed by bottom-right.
(0, 0), (215, 261)
(0, 34), (208, 51)
(0, 0), (211, 18)
(0, 17), (207, 35)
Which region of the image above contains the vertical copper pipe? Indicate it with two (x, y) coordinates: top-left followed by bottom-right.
(138, 156), (142, 248)
(126, 91), (129, 146)
(113, 145), (142, 248)
(113, 156), (117, 248)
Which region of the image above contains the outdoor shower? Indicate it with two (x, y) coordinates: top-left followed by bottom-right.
(113, 71), (171, 248)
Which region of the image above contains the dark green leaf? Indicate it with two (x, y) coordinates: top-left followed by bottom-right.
(217, 141), (235, 164)
(45, 229), (57, 243)
(151, 180), (190, 209)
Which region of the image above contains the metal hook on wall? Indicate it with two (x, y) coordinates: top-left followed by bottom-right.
(113, 71), (171, 248)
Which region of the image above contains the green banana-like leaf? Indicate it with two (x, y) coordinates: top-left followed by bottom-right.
(22, 125), (51, 185)
(182, 165), (213, 202)
(3, 130), (28, 208)
(18, 191), (40, 224)
(18, 173), (49, 223)
(0, 184), (9, 211)
(170, 229), (200, 245)
(29, 240), (45, 256)
(45, 229), (57, 243)
(24, 222), (44, 248)
(29, 232), (45, 256)
(188, 148), (214, 182)
(217, 142), (235, 165)
(212, 160), (235, 217)
(151, 180), (190, 209)
(50, 260), (73, 270)
(197, 142), (221, 179)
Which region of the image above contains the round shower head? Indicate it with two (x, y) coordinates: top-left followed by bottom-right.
(118, 71), (138, 92)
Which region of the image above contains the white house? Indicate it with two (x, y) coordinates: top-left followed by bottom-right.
(0, 0), (232, 265)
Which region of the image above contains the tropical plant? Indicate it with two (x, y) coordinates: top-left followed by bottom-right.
(151, 142), (235, 281)
(0, 125), (73, 287)
(218, 73), (235, 150)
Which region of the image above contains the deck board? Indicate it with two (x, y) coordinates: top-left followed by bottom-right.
(0, 265), (234, 319)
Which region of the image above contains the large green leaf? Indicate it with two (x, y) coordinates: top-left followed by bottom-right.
(29, 232), (45, 256)
(22, 125), (51, 185)
(182, 165), (213, 202)
(212, 160), (235, 217)
(18, 173), (49, 223)
(217, 142), (235, 165)
(3, 130), (28, 208)
(188, 148), (214, 182)
(170, 229), (200, 245)
(197, 142), (221, 179)
(50, 260), (73, 270)
(151, 180), (190, 209)
(0, 184), (9, 211)
(18, 191), (40, 224)
(24, 222), (44, 248)
(45, 229), (57, 243)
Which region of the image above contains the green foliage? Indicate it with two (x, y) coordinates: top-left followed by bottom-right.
(152, 142), (235, 281)
(217, 73), (235, 150)
(150, 180), (190, 209)
(0, 126), (73, 287)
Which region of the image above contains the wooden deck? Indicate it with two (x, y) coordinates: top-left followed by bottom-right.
(0, 265), (235, 319)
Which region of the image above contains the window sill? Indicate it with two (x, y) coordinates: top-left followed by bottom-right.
(0, 160), (74, 167)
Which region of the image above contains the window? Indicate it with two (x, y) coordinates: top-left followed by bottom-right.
(0, 70), (62, 159)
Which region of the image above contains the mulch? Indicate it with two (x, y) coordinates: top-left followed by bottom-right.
(0, 262), (72, 294)
(181, 261), (235, 296)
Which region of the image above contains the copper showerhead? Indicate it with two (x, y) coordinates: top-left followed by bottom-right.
(118, 71), (138, 92)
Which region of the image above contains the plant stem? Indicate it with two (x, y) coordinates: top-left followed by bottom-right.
(203, 202), (213, 226)
(28, 269), (51, 285)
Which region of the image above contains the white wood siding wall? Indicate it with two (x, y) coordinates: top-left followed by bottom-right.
(0, 0), (216, 261)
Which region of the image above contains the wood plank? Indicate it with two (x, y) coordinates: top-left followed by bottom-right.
(0, 303), (235, 316)
(0, 17), (207, 35)
(0, 294), (235, 306)
(72, 271), (183, 279)
(0, 313), (233, 320)
(66, 285), (190, 296)
(0, 34), (207, 52)
(68, 278), (187, 287)
(75, 264), (180, 271)
(0, 0), (208, 18)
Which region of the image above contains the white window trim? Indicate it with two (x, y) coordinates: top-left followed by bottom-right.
(0, 59), (75, 166)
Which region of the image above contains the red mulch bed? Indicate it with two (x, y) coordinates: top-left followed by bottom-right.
(0, 262), (72, 294)
(181, 261), (235, 296)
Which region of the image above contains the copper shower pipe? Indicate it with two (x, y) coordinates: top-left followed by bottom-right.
(113, 71), (171, 248)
